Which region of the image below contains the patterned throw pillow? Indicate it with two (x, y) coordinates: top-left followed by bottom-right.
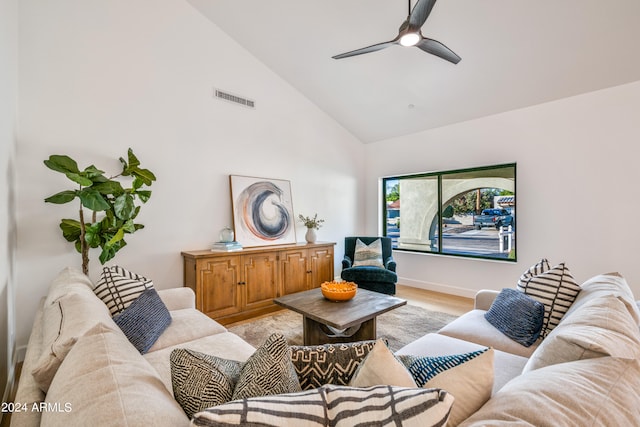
(93, 265), (154, 315)
(484, 288), (545, 347)
(112, 288), (172, 354)
(192, 384), (454, 427)
(348, 339), (416, 387)
(516, 261), (581, 337)
(290, 340), (377, 390)
(398, 348), (494, 426)
(352, 238), (384, 268)
(232, 333), (301, 400)
(170, 348), (243, 418)
(516, 258), (551, 289)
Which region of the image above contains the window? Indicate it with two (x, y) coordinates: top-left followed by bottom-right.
(382, 163), (516, 261)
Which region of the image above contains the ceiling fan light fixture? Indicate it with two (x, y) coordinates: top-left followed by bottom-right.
(399, 32), (420, 47)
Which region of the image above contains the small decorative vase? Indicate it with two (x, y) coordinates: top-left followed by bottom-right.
(219, 227), (235, 243)
(305, 227), (317, 244)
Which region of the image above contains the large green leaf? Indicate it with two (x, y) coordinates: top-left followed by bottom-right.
(44, 155), (80, 174)
(45, 190), (77, 204)
(59, 219), (81, 242)
(136, 190), (152, 203)
(65, 172), (93, 187)
(83, 165), (105, 179)
(106, 228), (125, 247)
(131, 167), (156, 186)
(84, 222), (103, 248)
(92, 180), (124, 196)
(79, 188), (111, 211)
(99, 239), (126, 264)
(114, 194), (135, 219)
(122, 219), (136, 233)
(127, 148), (141, 169)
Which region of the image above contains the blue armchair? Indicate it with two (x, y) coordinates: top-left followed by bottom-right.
(340, 236), (398, 295)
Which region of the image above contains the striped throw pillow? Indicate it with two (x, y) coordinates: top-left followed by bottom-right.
(516, 261), (581, 337)
(94, 265), (154, 315)
(352, 238), (384, 268)
(192, 384), (454, 427)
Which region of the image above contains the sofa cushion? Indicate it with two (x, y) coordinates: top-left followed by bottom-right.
(93, 265), (154, 315)
(523, 294), (640, 372)
(231, 333), (301, 400)
(459, 357), (640, 427)
(484, 288), (544, 347)
(41, 323), (189, 427)
(170, 348), (242, 418)
(516, 258), (550, 288)
(398, 348), (494, 427)
(289, 340), (377, 390)
(147, 308), (227, 353)
(113, 287), (172, 354)
(44, 267), (95, 306)
(349, 339), (416, 387)
(31, 291), (116, 392)
(438, 309), (539, 358)
(352, 238), (384, 268)
(516, 261), (581, 337)
(567, 273), (640, 323)
(192, 385), (454, 427)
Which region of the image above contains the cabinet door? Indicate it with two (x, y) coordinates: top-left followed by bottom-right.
(309, 246), (335, 288)
(197, 257), (241, 318)
(279, 249), (310, 295)
(242, 253), (278, 310)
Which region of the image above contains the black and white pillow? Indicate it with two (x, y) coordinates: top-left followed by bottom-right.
(289, 340), (377, 390)
(112, 288), (171, 354)
(516, 261), (581, 337)
(232, 333), (301, 400)
(192, 384), (454, 427)
(170, 348), (243, 418)
(94, 265), (154, 315)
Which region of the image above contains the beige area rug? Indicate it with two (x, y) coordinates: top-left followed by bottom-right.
(227, 304), (458, 352)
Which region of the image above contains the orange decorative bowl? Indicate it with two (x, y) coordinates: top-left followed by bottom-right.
(321, 281), (357, 302)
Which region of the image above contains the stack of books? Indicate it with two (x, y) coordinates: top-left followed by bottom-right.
(211, 241), (243, 252)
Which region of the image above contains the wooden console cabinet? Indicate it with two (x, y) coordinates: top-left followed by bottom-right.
(182, 242), (335, 325)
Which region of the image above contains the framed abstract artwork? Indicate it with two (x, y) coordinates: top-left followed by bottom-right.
(229, 175), (297, 247)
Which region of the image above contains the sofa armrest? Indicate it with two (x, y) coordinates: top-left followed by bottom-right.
(157, 287), (196, 311)
(385, 257), (397, 272)
(475, 290), (500, 311)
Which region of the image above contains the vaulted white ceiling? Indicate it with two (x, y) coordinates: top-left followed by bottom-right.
(187, 0), (640, 143)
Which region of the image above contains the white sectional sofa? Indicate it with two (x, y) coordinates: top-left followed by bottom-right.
(11, 267), (640, 426)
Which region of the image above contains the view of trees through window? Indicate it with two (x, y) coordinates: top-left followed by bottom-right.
(382, 163), (516, 261)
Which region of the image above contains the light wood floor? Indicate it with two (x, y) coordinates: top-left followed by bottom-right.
(395, 285), (474, 316)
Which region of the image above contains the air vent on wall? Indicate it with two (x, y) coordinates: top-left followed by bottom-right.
(214, 88), (255, 109)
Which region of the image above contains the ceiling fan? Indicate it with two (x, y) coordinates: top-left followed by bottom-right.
(332, 0), (461, 64)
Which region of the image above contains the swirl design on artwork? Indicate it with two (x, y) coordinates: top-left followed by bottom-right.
(237, 181), (291, 240)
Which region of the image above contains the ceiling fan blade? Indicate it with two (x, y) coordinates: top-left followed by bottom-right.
(332, 40), (397, 59)
(416, 38), (461, 64)
(408, 0), (438, 31)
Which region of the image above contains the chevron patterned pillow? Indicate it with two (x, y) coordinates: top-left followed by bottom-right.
(170, 348), (243, 418)
(192, 384), (454, 427)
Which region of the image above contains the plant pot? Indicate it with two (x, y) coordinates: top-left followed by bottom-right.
(305, 227), (317, 244)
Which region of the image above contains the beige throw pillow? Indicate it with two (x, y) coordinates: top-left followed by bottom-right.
(348, 339), (416, 387)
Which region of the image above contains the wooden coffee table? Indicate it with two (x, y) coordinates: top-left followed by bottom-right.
(273, 287), (407, 345)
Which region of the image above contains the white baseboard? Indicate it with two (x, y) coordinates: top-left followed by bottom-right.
(397, 277), (477, 299)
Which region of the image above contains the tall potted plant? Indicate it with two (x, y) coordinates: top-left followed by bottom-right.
(44, 148), (156, 274)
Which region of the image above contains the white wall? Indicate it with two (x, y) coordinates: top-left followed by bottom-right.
(365, 81), (640, 297)
(0, 0), (18, 403)
(16, 0), (365, 348)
